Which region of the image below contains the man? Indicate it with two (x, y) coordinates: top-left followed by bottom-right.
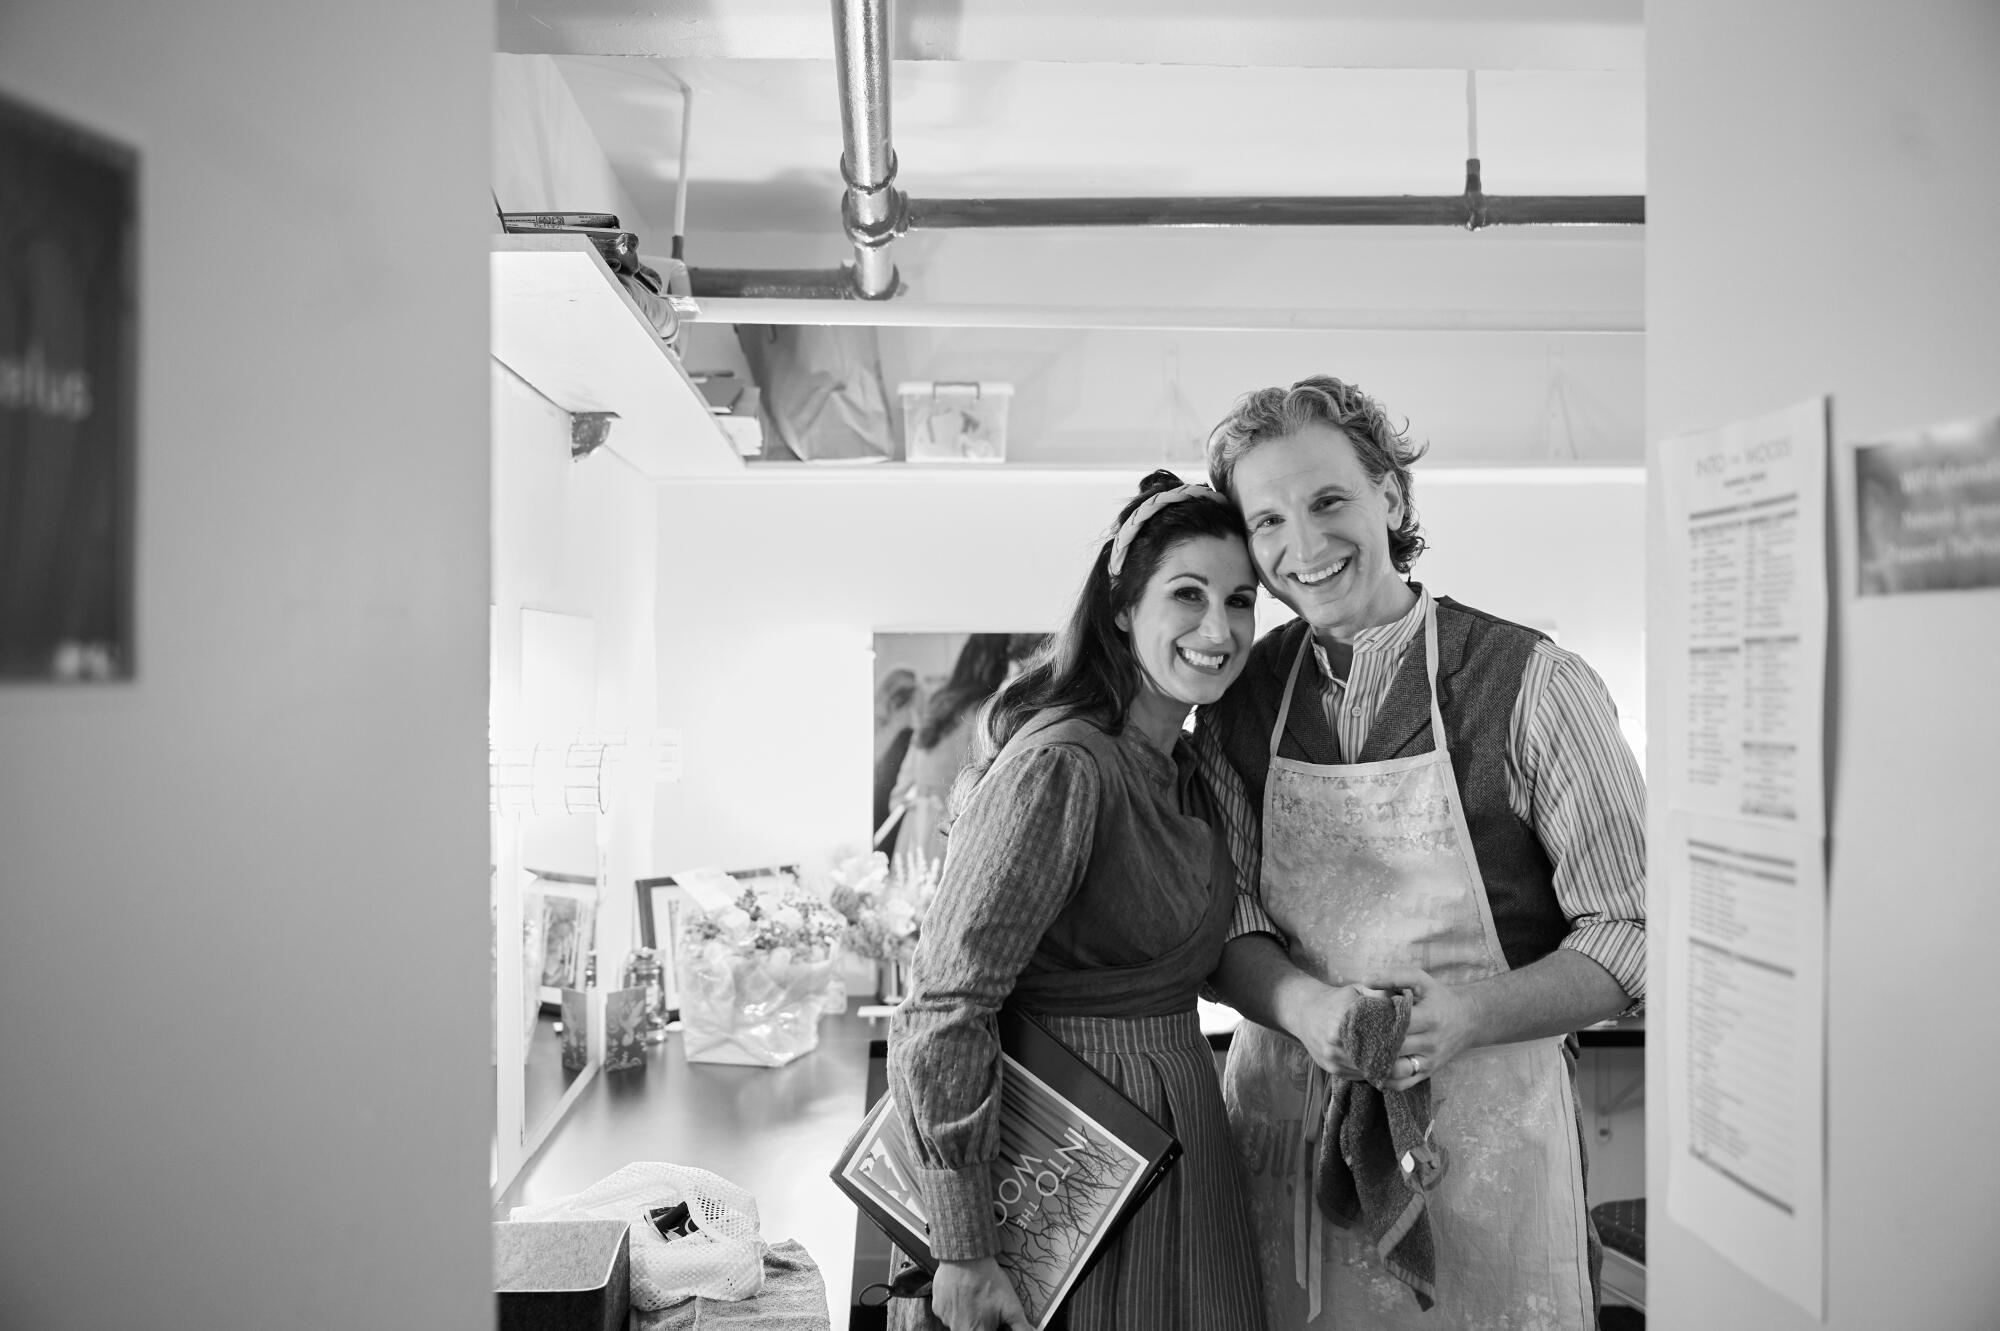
(1196, 375), (1645, 1328)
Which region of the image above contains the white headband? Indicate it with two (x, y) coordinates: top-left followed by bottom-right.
(1106, 483), (1229, 577)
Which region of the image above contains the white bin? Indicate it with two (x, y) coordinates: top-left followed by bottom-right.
(899, 381), (1012, 462)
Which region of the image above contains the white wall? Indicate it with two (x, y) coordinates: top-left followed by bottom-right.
(0, 3), (491, 1329)
(493, 53), (646, 227)
(492, 362), (659, 976)
(1647, 2), (2000, 1326)
(652, 469), (1645, 872)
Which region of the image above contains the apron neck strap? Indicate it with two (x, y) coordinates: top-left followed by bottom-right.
(1420, 591), (1447, 747)
(1269, 631), (1312, 766)
(1267, 590), (1446, 766)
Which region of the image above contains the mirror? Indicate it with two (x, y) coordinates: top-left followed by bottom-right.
(520, 867), (599, 1136)
(491, 608), (605, 1198)
(872, 632), (1049, 866)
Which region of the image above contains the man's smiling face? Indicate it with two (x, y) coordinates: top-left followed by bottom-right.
(1232, 422), (1410, 644)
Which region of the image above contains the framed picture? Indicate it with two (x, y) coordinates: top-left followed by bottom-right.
(527, 868), (599, 1008)
(0, 92), (139, 681)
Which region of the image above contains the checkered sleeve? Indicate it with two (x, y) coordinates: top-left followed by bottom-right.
(885, 742), (1098, 1261)
(1192, 715), (1281, 944)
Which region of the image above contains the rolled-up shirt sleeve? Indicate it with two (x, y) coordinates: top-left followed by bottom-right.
(885, 743), (1098, 1260)
(1511, 641), (1648, 1009)
(1192, 716), (1279, 944)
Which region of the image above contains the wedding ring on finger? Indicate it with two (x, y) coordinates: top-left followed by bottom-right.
(1409, 1054), (1423, 1076)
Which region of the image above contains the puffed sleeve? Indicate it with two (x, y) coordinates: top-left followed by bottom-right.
(885, 741), (1100, 1261)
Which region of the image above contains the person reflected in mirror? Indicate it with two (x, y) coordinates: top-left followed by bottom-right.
(872, 666), (921, 856)
(1192, 375), (1647, 1328)
(884, 632), (1040, 868)
(887, 471), (1267, 1331)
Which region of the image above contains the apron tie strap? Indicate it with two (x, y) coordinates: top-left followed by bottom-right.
(1294, 1061), (1329, 1323)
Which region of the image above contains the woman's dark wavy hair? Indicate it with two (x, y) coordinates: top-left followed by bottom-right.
(957, 470), (1249, 802)
(912, 633), (1037, 750)
(1205, 374), (1430, 573)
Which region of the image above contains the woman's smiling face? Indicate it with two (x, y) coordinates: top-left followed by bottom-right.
(1117, 533), (1258, 711)
(1231, 422), (1410, 644)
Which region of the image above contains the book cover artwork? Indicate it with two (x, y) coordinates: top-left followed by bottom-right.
(841, 1053), (1153, 1329)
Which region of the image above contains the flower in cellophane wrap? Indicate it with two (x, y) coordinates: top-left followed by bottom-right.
(825, 848), (939, 968)
(676, 869), (848, 1067)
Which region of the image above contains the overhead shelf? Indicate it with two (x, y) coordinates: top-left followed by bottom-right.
(688, 296), (1642, 335)
(491, 233), (744, 478)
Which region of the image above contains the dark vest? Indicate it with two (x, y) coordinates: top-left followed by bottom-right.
(1214, 594), (1568, 972)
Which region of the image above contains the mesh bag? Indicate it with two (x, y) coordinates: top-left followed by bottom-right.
(510, 1162), (766, 1309)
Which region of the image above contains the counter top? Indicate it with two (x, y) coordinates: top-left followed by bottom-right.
(498, 1007), (888, 1320)
(497, 1001), (1642, 1328)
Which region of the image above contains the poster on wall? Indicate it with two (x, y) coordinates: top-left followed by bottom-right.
(871, 632), (1049, 860)
(1657, 397), (1831, 1317)
(1854, 413), (2000, 597)
(1657, 398), (1831, 836)
(1661, 811), (1826, 1318)
(0, 92), (138, 682)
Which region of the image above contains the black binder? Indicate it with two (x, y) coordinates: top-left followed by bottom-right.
(831, 1010), (1181, 1330)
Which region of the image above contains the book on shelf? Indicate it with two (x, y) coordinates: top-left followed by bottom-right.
(499, 210), (621, 231)
(501, 220), (644, 276)
(831, 1009), (1181, 1330)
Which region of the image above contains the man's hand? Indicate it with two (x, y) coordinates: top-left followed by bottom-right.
(1367, 966), (1482, 1093)
(1369, 951), (1632, 1091)
(931, 1256), (1032, 1331)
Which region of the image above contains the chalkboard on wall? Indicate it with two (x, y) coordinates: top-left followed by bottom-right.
(0, 91), (137, 682)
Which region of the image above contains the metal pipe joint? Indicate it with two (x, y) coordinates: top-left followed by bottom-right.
(832, 0), (901, 298)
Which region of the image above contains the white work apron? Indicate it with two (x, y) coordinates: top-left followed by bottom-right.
(1223, 595), (1593, 1328)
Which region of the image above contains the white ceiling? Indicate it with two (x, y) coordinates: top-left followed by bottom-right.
(500, 0), (1642, 70)
(498, 0), (1648, 468)
(554, 57), (1645, 239)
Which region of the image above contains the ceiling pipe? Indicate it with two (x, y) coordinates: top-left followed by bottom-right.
(902, 161), (1642, 232)
(683, 36), (1639, 305)
(832, 0), (903, 298)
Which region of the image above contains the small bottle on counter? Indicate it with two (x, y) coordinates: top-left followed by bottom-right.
(622, 948), (670, 1044)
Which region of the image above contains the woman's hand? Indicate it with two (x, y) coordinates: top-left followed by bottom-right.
(1279, 979), (1369, 1080)
(931, 1256), (1032, 1331)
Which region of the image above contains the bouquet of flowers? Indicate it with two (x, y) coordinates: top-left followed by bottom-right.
(826, 850), (940, 1002)
(677, 869), (850, 1067)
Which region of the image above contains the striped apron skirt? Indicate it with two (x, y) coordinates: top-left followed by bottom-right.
(892, 1008), (1263, 1331)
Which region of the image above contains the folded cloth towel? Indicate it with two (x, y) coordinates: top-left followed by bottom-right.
(1313, 992), (1441, 1311)
(644, 1240), (830, 1330)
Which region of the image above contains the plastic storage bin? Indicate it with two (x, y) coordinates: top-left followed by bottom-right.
(899, 381), (1011, 462)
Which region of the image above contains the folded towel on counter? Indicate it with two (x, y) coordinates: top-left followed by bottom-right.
(1313, 991), (1441, 1311)
(642, 1240), (829, 1331)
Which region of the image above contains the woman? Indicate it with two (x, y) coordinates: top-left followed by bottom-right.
(886, 633), (1037, 866)
(886, 471), (1267, 1331)
(872, 666), (921, 854)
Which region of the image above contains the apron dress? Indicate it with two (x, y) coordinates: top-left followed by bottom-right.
(1223, 596), (1595, 1328)
(893, 721), (1263, 1331)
